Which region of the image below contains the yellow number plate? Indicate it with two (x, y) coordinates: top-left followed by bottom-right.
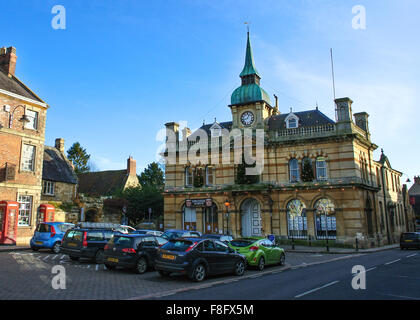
(405, 240), (413, 242)
(68, 243), (77, 247)
(107, 257), (119, 263)
(35, 241), (43, 245)
(162, 254), (175, 260)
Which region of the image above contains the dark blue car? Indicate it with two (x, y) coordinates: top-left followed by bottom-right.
(30, 222), (75, 253)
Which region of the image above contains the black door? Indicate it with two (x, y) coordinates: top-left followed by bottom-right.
(214, 240), (235, 273)
(201, 240), (220, 274)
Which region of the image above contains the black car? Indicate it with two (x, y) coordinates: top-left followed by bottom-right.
(400, 232), (420, 249)
(103, 234), (167, 274)
(155, 238), (246, 282)
(161, 229), (201, 240)
(61, 228), (119, 263)
(201, 234), (233, 244)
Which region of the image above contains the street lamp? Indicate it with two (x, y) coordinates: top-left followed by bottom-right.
(4, 105), (30, 128)
(224, 200), (230, 235)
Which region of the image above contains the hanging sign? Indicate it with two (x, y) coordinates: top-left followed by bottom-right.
(185, 199), (213, 208)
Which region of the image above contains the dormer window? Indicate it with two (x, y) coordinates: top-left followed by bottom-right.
(285, 113), (299, 129)
(210, 122), (222, 138)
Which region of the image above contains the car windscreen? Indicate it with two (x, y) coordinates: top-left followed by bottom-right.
(110, 236), (135, 248)
(230, 239), (256, 247)
(401, 233), (418, 240)
(161, 239), (194, 252)
(36, 224), (51, 233)
(57, 224), (74, 233)
(162, 231), (184, 240)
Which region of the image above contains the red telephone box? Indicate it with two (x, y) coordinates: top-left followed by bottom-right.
(39, 204), (55, 222)
(0, 201), (19, 245)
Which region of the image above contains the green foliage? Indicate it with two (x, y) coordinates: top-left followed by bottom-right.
(138, 162), (165, 190)
(193, 167), (204, 188)
(235, 155), (260, 185)
(301, 158), (314, 182)
(67, 142), (91, 175)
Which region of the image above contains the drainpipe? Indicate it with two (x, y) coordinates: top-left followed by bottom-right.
(381, 166), (391, 244)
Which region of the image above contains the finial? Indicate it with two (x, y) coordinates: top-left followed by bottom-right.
(214, 117), (217, 123)
(316, 101), (319, 110)
(381, 148), (384, 154)
(290, 107), (293, 113)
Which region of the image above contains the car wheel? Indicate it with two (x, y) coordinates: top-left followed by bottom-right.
(234, 260), (245, 276)
(135, 257), (148, 274)
(105, 264), (116, 270)
(69, 256), (79, 261)
(279, 253), (285, 266)
(31, 246), (39, 252)
(257, 257), (265, 271)
(158, 270), (171, 277)
(51, 242), (61, 254)
(95, 250), (104, 264)
(192, 264), (206, 282)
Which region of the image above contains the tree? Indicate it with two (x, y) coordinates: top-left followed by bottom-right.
(67, 142), (91, 175)
(301, 158), (314, 182)
(138, 162), (165, 190)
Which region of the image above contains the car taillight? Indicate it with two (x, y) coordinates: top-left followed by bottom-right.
(122, 248), (136, 254)
(249, 246), (259, 251)
(104, 245), (109, 250)
(185, 242), (198, 252)
(50, 226), (56, 238)
(82, 232), (88, 248)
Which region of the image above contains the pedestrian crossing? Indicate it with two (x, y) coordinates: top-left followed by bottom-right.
(9, 251), (108, 271)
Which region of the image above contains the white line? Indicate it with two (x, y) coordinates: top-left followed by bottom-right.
(295, 281), (340, 298)
(61, 255), (66, 259)
(52, 255), (58, 260)
(103, 265), (107, 270)
(95, 265), (99, 271)
(366, 267), (376, 272)
(42, 255), (49, 260)
(407, 254), (417, 258)
(385, 259), (401, 265)
(87, 265), (91, 269)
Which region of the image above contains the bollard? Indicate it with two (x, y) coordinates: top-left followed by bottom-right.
(291, 237), (295, 250)
(308, 235), (312, 247)
(326, 237), (330, 252)
(355, 238), (359, 252)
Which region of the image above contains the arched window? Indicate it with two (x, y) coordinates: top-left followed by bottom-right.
(316, 157), (327, 181)
(314, 198), (336, 239)
(185, 167), (193, 187)
(289, 158), (300, 182)
(287, 199), (307, 239)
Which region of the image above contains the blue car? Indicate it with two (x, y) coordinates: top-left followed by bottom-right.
(30, 222), (75, 253)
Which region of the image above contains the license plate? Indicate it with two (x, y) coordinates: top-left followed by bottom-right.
(405, 240), (413, 242)
(67, 243), (77, 247)
(35, 241), (43, 245)
(107, 257), (118, 263)
(162, 254), (175, 260)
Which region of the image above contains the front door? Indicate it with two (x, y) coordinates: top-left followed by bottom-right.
(183, 207), (197, 231)
(241, 199), (262, 237)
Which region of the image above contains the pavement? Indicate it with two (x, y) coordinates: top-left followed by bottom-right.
(0, 243), (400, 254)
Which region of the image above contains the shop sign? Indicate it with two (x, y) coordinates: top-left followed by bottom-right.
(185, 198), (213, 208)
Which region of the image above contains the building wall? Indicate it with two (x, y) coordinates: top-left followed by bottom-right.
(41, 181), (76, 203)
(0, 92), (47, 245)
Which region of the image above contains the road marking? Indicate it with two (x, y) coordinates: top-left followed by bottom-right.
(61, 255), (66, 259)
(42, 255), (49, 260)
(52, 255), (58, 260)
(95, 264), (99, 271)
(87, 265), (91, 269)
(103, 265), (107, 270)
(295, 281), (340, 298)
(366, 267), (376, 272)
(407, 254), (417, 258)
(380, 293), (420, 300)
(385, 259), (401, 265)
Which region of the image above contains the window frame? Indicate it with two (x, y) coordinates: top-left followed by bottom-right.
(42, 180), (55, 196)
(205, 166), (215, 186)
(18, 194), (33, 226)
(24, 109), (38, 130)
(315, 157), (327, 181)
(21, 144), (36, 172)
(289, 158), (300, 182)
(185, 166), (193, 187)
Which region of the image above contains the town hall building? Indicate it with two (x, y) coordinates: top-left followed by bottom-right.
(163, 32), (414, 248)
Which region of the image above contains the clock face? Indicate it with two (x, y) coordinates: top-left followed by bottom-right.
(241, 111), (255, 126)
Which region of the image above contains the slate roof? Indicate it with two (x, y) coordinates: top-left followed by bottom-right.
(77, 170), (130, 197)
(0, 70), (44, 102)
(267, 109), (335, 130)
(42, 146), (78, 184)
(408, 183), (420, 196)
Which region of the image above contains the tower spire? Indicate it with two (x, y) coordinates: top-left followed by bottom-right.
(240, 31), (260, 80)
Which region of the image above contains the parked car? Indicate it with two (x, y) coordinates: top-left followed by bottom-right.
(155, 238), (246, 282)
(103, 234), (166, 273)
(228, 237), (285, 271)
(400, 232), (420, 250)
(161, 229), (201, 240)
(201, 234), (233, 244)
(132, 229), (164, 236)
(60, 228), (119, 263)
(114, 225), (136, 234)
(30, 222), (75, 253)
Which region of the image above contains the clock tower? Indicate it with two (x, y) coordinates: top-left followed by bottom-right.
(230, 32), (275, 129)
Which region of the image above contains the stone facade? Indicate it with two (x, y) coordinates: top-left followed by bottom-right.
(0, 46), (49, 245)
(163, 34), (412, 248)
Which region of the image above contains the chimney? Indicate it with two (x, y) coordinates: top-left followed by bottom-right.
(55, 138), (65, 154)
(335, 97), (353, 123)
(127, 156), (136, 176)
(0, 47), (17, 76)
(182, 127), (191, 140)
(414, 176), (420, 185)
(354, 112), (369, 132)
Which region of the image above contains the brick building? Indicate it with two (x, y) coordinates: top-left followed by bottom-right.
(0, 46), (49, 245)
(163, 33), (413, 247)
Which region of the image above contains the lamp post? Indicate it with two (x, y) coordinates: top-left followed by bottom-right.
(224, 200), (230, 235)
(5, 105), (30, 128)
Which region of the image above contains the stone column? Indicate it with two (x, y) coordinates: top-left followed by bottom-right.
(306, 209), (315, 238)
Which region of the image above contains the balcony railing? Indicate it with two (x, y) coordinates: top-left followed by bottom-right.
(276, 123), (336, 139)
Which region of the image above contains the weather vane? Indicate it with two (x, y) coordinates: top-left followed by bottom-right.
(244, 21), (251, 33)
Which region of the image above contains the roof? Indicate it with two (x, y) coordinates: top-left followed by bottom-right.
(77, 170), (131, 196)
(267, 109), (335, 130)
(0, 70), (44, 102)
(43, 146), (78, 184)
(409, 183), (420, 196)
(231, 83), (271, 106)
(239, 32), (260, 78)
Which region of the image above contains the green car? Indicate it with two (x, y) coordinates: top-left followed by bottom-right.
(228, 237), (285, 271)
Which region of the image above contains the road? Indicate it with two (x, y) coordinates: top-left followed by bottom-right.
(0, 248), (418, 300)
(157, 249), (420, 300)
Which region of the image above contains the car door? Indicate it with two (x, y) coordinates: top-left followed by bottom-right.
(214, 240), (235, 273)
(201, 240), (219, 274)
(260, 240), (274, 264)
(139, 236), (159, 264)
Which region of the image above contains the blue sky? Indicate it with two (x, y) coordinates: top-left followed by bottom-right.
(1, 0), (419, 185)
